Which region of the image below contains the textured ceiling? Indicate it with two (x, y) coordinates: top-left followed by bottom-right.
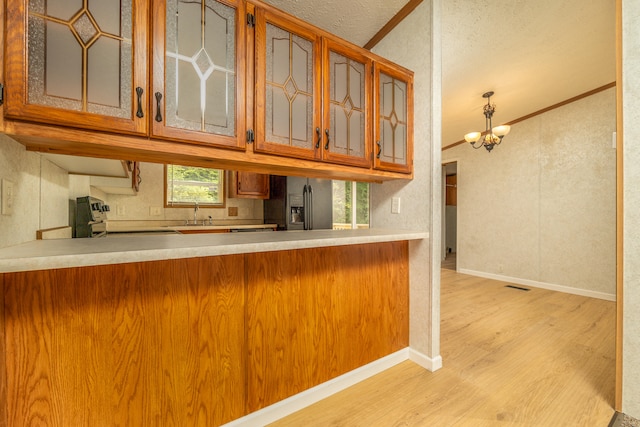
(261, 0), (410, 47)
(262, 0), (616, 148)
(441, 0), (616, 147)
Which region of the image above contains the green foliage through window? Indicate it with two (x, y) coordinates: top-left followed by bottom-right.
(166, 165), (224, 206)
(332, 181), (369, 229)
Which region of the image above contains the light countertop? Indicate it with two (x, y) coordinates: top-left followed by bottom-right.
(0, 228), (428, 273)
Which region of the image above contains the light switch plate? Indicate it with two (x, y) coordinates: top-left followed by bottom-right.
(150, 206), (163, 216)
(391, 197), (401, 214)
(2, 179), (15, 215)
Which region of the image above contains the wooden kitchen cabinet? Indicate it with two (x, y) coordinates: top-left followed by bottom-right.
(321, 38), (372, 168)
(228, 170), (270, 199)
(4, 0), (149, 135)
(253, 7), (321, 160)
(2, 0), (414, 182)
(253, 5), (374, 169)
(151, 0), (247, 149)
(373, 61), (414, 174)
(1, 256), (246, 426)
(0, 241), (409, 425)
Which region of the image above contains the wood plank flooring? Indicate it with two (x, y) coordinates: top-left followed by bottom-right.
(269, 269), (616, 426)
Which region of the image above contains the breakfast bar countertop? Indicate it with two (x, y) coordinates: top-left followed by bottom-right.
(0, 228), (429, 273)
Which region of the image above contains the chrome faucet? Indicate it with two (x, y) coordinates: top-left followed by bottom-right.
(194, 201), (199, 224)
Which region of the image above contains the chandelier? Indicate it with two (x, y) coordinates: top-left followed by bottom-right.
(464, 91), (510, 152)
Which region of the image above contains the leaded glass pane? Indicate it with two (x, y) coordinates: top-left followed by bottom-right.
(27, 0), (132, 118)
(88, 37), (121, 108)
(265, 23), (314, 149)
(379, 73), (408, 165)
(165, 0), (236, 137)
(329, 51), (365, 157)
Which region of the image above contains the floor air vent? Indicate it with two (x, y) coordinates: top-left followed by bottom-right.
(505, 285), (531, 291)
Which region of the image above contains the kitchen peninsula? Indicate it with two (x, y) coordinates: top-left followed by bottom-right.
(0, 229), (426, 426)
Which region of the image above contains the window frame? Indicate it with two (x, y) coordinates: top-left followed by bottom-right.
(164, 164), (226, 208)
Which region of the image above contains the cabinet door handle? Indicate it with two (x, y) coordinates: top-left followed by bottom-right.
(155, 92), (163, 122)
(135, 87), (144, 118)
(376, 141), (382, 159)
(324, 128), (330, 150)
(315, 127), (321, 149)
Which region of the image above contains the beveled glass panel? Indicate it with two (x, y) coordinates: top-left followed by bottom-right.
(46, 0), (82, 20)
(350, 110), (364, 153)
(177, 60), (202, 127)
(89, 0), (121, 35)
(177, 1), (201, 57)
(332, 107), (348, 149)
(205, 70), (228, 128)
(88, 37), (120, 107)
(291, 37), (312, 93)
(265, 23), (314, 149)
(270, 35), (290, 85)
(329, 51), (365, 157)
(205, 3), (228, 67)
(45, 21), (83, 101)
(291, 96), (310, 146)
(378, 73), (408, 165)
(27, 1), (133, 118)
(268, 87), (290, 143)
(166, 0), (236, 136)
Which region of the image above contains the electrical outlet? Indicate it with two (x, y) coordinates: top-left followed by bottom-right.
(150, 206), (163, 216)
(391, 197), (401, 214)
(116, 205), (126, 216)
(2, 179), (15, 215)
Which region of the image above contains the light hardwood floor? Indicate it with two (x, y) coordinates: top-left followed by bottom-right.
(269, 269), (616, 426)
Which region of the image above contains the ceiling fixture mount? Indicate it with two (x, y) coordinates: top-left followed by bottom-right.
(464, 91), (511, 152)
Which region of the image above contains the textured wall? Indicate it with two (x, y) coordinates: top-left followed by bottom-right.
(443, 88), (616, 297)
(0, 135), (69, 249)
(371, 0), (441, 365)
(622, 0), (640, 417)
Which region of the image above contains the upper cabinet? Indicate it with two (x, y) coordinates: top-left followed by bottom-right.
(373, 62), (413, 174)
(2, 0), (414, 180)
(253, 7), (374, 169)
(151, 0), (246, 149)
(321, 38), (372, 168)
(253, 8), (321, 160)
(4, 0), (149, 135)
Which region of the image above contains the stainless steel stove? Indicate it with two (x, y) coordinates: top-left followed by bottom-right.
(75, 196), (109, 238)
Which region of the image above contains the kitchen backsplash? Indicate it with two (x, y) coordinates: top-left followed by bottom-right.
(98, 162), (263, 223)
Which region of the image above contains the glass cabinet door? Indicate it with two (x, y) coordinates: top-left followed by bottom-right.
(373, 62), (414, 174)
(152, 0), (245, 148)
(321, 39), (371, 168)
(5, 0), (148, 135)
(254, 8), (321, 160)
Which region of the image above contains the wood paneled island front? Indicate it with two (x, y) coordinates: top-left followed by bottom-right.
(0, 230), (426, 426)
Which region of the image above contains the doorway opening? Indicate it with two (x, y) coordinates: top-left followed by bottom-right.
(442, 161), (457, 271)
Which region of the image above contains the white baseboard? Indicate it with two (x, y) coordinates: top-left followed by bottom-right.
(222, 348), (443, 427)
(458, 268), (616, 302)
(409, 348), (443, 371)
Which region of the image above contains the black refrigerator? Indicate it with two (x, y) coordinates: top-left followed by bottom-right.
(263, 175), (333, 230)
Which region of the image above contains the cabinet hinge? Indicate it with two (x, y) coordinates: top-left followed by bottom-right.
(247, 13), (256, 27)
(246, 129), (255, 143)
(0, 83), (4, 106)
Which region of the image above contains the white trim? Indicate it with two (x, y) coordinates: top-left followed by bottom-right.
(409, 348), (443, 371)
(222, 349), (410, 427)
(459, 268), (616, 302)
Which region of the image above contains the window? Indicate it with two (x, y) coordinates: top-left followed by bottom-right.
(332, 181), (370, 229)
(165, 165), (225, 207)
